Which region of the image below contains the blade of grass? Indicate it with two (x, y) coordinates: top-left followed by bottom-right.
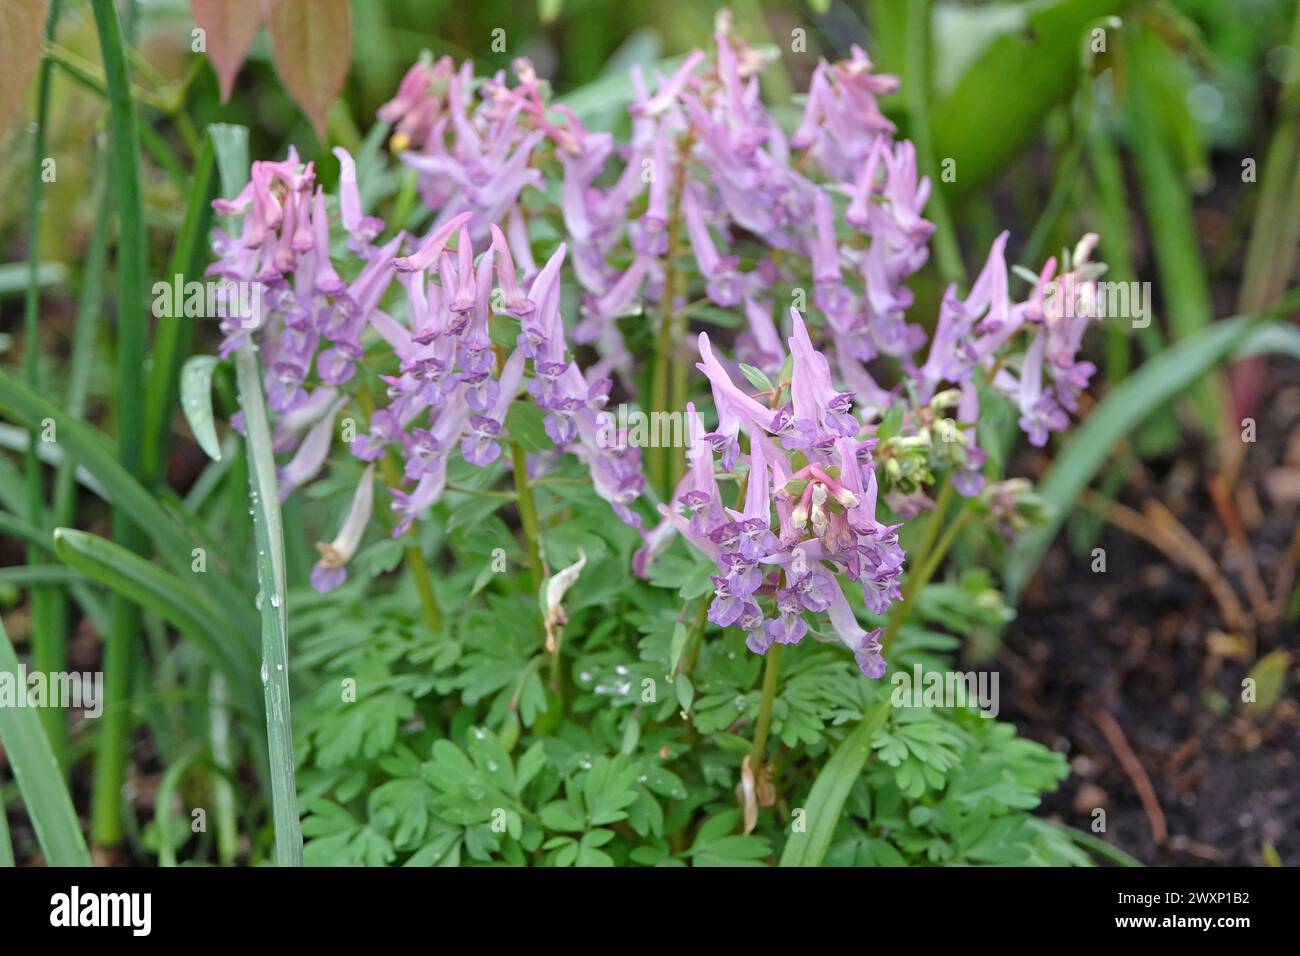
(91, 0), (151, 851)
(23, 0), (69, 775)
(1226, 0), (1300, 482)
(1087, 93), (1165, 380)
(1124, 23), (1223, 437)
(902, 0), (964, 285)
(779, 697), (892, 867)
(0, 616), (92, 866)
(0, 797), (12, 866)
(52, 172), (111, 529)
(53, 529), (258, 694)
(212, 122), (304, 866)
(209, 673), (239, 865)
(0, 367), (255, 633)
(154, 747), (202, 867)
(0, 565), (85, 587)
(234, 344), (304, 867)
(142, 135), (217, 484)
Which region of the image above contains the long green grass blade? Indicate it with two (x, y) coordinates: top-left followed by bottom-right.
(212, 121), (304, 866)
(91, 0), (151, 850)
(780, 698), (891, 867)
(0, 565), (85, 587)
(52, 173), (111, 528)
(902, 0), (963, 285)
(142, 135), (217, 483)
(0, 794), (13, 866)
(235, 344), (303, 867)
(53, 529), (257, 695)
(0, 617), (92, 866)
(0, 369), (257, 639)
(1125, 24), (1221, 434)
(24, 0), (69, 776)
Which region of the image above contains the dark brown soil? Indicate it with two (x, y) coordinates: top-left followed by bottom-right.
(1001, 368), (1300, 867)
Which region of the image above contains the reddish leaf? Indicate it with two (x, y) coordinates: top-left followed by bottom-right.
(191, 0), (269, 102)
(267, 0), (352, 141)
(0, 0), (51, 134)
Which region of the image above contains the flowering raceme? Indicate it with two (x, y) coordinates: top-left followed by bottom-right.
(647, 309), (902, 678)
(208, 147), (646, 589)
(214, 15), (1104, 678)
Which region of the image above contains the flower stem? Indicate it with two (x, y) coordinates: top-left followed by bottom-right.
(357, 380), (444, 633)
(405, 544), (444, 632)
(882, 483), (969, 657)
(511, 440), (544, 591)
(749, 645), (782, 768)
(650, 133), (691, 497)
(376, 447), (443, 632)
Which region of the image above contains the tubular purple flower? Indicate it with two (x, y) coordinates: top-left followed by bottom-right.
(277, 395), (345, 501)
(826, 583), (886, 678)
(311, 188), (346, 294)
(489, 223), (531, 315)
(332, 147), (384, 248)
(394, 211), (474, 272)
(311, 465), (375, 593)
(629, 50), (705, 119)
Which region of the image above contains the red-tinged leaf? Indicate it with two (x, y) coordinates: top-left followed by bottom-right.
(267, 0), (351, 141)
(191, 0), (269, 102)
(0, 0), (50, 134)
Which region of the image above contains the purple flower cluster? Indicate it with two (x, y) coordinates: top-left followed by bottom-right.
(646, 309), (903, 678)
(208, 147), (644, 591)
(212, 19), (1106, 671)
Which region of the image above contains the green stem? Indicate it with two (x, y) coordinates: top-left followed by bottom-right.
(883, 484), (968, 657)
(650, 135), (690, 497)
(155, 747), (203, 867)
(749, 645), (782, 768)
(373, 449), (443, 632)
(91, 0), (150, 850)
(511, 441), (544, 591)
(356, 379), (444, 634)
(406, 544), (444, 632)
(25, 0), (68, 775)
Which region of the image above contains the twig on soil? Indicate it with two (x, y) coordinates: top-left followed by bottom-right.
(1271, 519), (1300, 619)
(1090, 708), (1168, 846)
(1206, 475), (1273, 622)
(1080, 491), (1252, 635)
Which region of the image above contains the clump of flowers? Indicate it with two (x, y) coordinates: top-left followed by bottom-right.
(208, 150), (646, 592)
(214, 13), (1104, 678)
(647, 309), (903, 678)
